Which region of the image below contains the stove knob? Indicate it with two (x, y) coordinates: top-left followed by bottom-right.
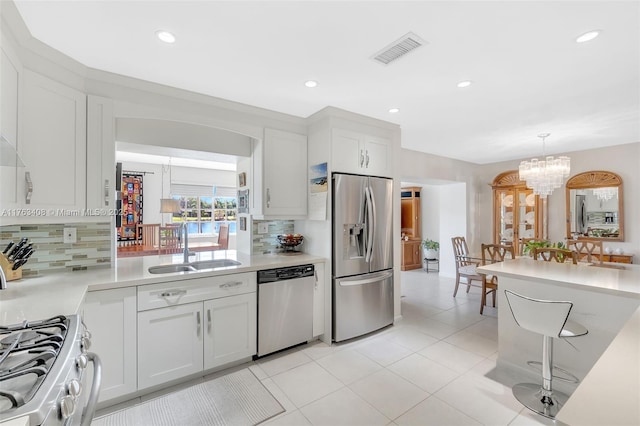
(76, 353), (88, 370)
(67, 379), (82, 398)
(60, 395), (76, 419)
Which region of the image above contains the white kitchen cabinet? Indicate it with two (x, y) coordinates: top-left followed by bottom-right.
(137, 273), (257, 389)
(312, 262), (325, 337)
(83, 287), (137, 403)
(0, 42), (21, 208)
(252, 128), (307, 218)
(203, 292), (257, 370)
(138, 302), (204, 390)
(86, 95), (115, 211)
(331, 128), (392, 177)
(20, 70), (86, 210)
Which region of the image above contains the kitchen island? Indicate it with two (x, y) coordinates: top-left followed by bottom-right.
(478, 258), (640, 425)
(0, 250), (324, 324)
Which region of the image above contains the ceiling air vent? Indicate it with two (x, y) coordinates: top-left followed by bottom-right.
(371, 32), (426, 65)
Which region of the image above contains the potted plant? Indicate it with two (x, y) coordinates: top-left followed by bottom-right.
(422, 239), (439, 260)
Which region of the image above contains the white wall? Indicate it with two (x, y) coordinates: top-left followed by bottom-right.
(436, 183), (467, 277)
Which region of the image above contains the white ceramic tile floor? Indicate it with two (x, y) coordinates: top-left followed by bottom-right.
(261, 270), (553, 426)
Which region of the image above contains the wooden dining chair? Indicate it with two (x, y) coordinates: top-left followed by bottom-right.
(159, 224), (182, 254)
(216, 223), (230, 250)
(137, 224), (160, 253)
(451, 236), (484, 297)
(520, 238), (548, 256)
(480, 243), (514, 315)
(533, 247), (578, 264)
(567, 239), (603, 265)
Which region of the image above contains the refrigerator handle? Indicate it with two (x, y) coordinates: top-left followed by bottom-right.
(338, 270), (394, 286)
(364, 185), (375, 262)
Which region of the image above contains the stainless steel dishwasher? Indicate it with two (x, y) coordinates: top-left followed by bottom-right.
(257, 264), (315, 357)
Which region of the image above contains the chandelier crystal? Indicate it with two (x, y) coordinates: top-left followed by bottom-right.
(518, 133), (570, 198)
(592, 187), (617, 201)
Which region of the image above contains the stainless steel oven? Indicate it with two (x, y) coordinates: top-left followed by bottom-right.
(0, 315), (102, 425)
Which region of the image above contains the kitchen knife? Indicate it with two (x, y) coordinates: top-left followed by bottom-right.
(12, 258), (27, 270)
(2, 241), (14, 254)
(9, 243), (31, 262)
(20, 248), (35, 261)
(8, 238), (28, 258)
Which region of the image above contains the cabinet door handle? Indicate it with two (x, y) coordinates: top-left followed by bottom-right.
(207, 309), (211, 333)
(220, 281), (243, 289)
(196, 311), (201, 335)
(266, 188), (271, 208)
(159, 289), (187, 298)
(314, 270), (318, 290)
(104, 179), (110, 206)
(25, 172), (33, 205)
(365, 150), (370, 167)
(360, 149), (365, 167)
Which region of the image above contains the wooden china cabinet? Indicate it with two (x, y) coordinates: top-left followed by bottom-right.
(491, 171), (547, 254)
(401, 187), (422, 271)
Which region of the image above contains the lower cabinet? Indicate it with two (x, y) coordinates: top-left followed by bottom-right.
(137, 273), (257, 390)
(204, 293), (257, 370)
(401, 240), (423, 271)
(83, 287), (137, 403)
(138, 302), (204, 389)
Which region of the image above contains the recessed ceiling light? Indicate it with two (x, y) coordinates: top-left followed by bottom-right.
(457, 80), (472, 88)
(388, 108), (400, 113)
(156, 30), (176, 44)
(305, 80), (318, 88)
(576, 30), (601, 43)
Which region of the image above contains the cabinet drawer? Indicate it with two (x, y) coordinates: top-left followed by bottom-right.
(138, 273), (256, 311)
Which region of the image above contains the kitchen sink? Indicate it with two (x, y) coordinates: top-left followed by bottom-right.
(148, 264), (197, 274)
(190, 259), (241, 270)
(148, 259), (241, 274)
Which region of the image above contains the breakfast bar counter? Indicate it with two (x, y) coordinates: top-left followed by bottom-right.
(478, 258), (640, 425)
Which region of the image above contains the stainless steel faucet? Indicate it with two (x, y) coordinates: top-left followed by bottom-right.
(182, 222), (190, 263)
(0, 266), (7, 290)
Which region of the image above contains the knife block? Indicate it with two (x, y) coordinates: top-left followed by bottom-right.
(0, 253), (22, 281)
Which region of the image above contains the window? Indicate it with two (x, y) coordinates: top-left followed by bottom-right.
(170, 185), (236, 235)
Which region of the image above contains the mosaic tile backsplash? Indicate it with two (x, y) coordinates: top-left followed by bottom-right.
(0, 223), (111, 277)
(251, 220), (294, 255)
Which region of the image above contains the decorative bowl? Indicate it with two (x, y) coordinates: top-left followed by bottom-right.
(276, 234), (304, 248)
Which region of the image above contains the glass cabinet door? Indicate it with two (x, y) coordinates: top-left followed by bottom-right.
(492, 171), (547, 254)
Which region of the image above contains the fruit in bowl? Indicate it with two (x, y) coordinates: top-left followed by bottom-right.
(277, 233), (304, 247)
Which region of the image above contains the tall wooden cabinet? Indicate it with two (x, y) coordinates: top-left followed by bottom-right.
(492, 171), (547, 254)
(401, 187), (422, 270)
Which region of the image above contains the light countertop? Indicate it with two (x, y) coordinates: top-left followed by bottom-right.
(478, 257), (640, 298)
(0, 250), (325, 324)
(556, 304), (640, 426)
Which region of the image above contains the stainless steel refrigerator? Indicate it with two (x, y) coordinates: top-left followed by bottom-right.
(332, 173), (394, 342)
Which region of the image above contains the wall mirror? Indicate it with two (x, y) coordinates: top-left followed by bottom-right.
(565, 170), (624, 241)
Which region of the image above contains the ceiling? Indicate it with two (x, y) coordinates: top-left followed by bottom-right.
(13, 1), (640, 165)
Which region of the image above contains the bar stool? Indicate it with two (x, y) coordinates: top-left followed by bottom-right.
(504, 290), (588, 419)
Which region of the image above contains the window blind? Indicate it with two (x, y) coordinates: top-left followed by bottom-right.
(170, 184), (236, 198)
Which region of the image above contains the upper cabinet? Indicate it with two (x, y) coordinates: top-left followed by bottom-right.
(331, 128), (392, 177)
(565, 170), (624, 241)
(492, 170), (547, 254)
(20, 70), (86, 211)
(86, 95), (115, 212)
(0, 42), (21, 208)
(251, 128), (307, 219)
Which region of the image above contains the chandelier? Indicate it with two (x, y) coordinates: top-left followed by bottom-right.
(592, 187), (617, 201)
(518, 133), (570, 198)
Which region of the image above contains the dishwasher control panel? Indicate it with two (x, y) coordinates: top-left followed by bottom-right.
(257, 264), (314, 283)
